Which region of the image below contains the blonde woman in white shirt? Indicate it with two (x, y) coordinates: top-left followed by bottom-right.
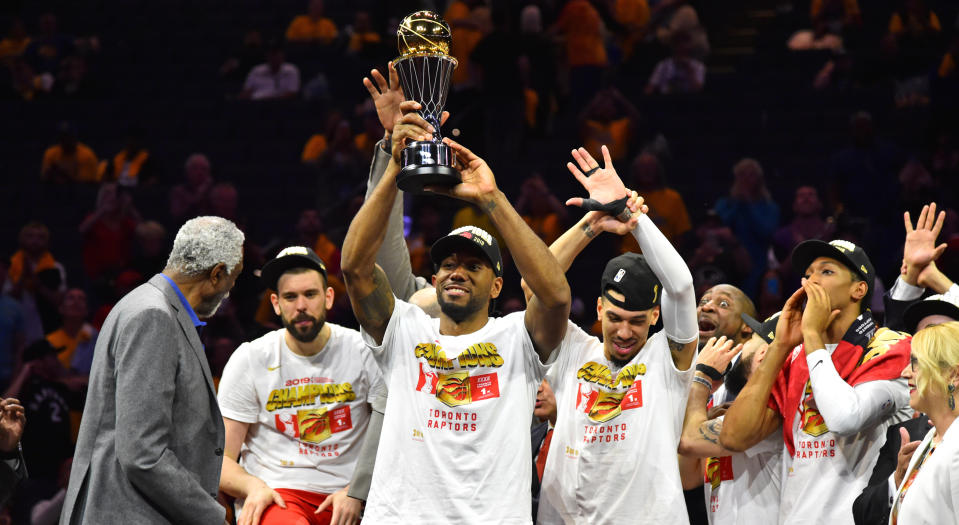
(891, 321), (959, 524)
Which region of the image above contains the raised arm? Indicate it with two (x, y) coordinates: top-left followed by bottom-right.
(362, 63), (433, 301)
(720, 288), (806, 452)
(342, 105), (433, 344)
(678, 336), (742, 458)
(432, 139), (571, 361)
(566, 145), (699, 369)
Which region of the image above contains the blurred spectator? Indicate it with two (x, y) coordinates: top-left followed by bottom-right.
(772, 186), (835, 264)
(882, 0), (943, 107)
(40, 122), (99, 183)
(2, 222), (66, 343)
(813, 49), (856, 91)
(787, 23), (844, 52)
(580, 88), (641, 162)
(445, 1), (487, 89)
(6, 56), (51, 101)
(302, 112), (346, 164)
(90, 270), (142, 330)
(208, 182), (240, 223)
(937, 36), (959, 80)
(169, 153), (214, 223)
(219, 29), (263, 84)
(714, 158), (780, 297)
(810, 0), (861, 34)
(828, 111), (903, 221)
(99, 126), (155, 187)
(471, 8), (524, 157)
(518, 5), (559, 135)
(23, 13), (73, 76)
(130, 221), (168, 278)
(645, 30), (705, 95)
(78, 183), (141, 281)
(45, 288), (97, 375)
(554, 0), (608, 105)
(612, 0), (651, 59)
(294, 209), (341, 276)
(651, 2), (710, 60)
(0, 18), (30, 61)
(895, 159), (938, 216)
(346, 11), (383, 57)
(238, 44), (300, 100)
(688, 210), (752, 298)
(51, 55), (96, 99)
(3, 340), (80, 523)
(285, 0), (338, 45)
(622, 151), (692, 249)
(0, 262), (25, 391)
(516, 174), (568, 245)
(312, 119), (365, 204)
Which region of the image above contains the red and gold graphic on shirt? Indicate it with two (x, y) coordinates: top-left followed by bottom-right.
(704, 456), (734, 489)
(278, 406), (354, 444)
(413, 342), (503, 407)
(578, 380), (643, 423)
(798, 381), (829, 437)
(577, 361), (646, 389)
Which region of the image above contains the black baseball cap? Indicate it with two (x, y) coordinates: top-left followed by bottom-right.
(260, 246), (328, 290)
(791, 239), (875, 306)
(741, 311), (781, 344)
(600, 253), (662, 312)
(903, 294), (959, 333)
(430, 226), (503, 277)
(23, 339), (65, 363)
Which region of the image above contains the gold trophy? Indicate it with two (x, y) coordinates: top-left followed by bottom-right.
(393, 11), (459, 193)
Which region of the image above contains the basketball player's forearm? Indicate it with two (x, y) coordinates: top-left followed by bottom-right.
(343, 160), (402, 283)
(219, 456), (263, 499)
(548, 214), (601, 272)
(484, 191), (570, 308)
(631, 214), (696, 343)
(720, 342), (787, 450)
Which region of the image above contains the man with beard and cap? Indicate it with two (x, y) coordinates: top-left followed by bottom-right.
(533, 145), (699, 524)
(217, 246), (383, 525)
(852, 293), (959, 524)
(697, 284), (756, 351)
(721, 239), (912, 525)
(678, 313), (784, 525)
(341, 102), (570, 523)
(62, 216), (245, 525)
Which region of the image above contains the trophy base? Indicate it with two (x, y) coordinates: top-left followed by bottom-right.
(396, 164), (460, 194)
(397, 140), (460, 194)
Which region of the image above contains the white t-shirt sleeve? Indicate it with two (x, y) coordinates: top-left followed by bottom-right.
(361, 345), (387, 410)
(889, 276), (925, 301)
(546, 320), (596, 382)
(806, 349), (908, 436)
(217, 344), (259, 423)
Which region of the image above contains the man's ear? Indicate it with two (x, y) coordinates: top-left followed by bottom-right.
(209, 262), (228, 285)
(489, 276), (504, 300)
(850, 280), (867, 303)
(270, 292), (281, 315)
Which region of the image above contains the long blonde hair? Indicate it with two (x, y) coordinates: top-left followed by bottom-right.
(911, 321), (959, 401)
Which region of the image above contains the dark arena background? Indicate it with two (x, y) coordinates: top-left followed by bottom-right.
(0, 0), (956, 522)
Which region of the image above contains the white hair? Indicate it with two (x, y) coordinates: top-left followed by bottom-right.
(165, 216), (244, 277)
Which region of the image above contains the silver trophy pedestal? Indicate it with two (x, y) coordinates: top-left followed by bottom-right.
(397, 140), (459, 193)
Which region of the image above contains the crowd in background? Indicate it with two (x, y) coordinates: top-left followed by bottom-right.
(0, 0), (957, 523)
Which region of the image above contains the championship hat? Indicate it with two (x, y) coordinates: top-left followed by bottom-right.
(430, 226), (503, 277)
(903, 294), (959, 333)
(741, 311), (782, 344)
(791, 239), (875, 306)
(260, 246), (328, 290)
(600, 253), (662, 312)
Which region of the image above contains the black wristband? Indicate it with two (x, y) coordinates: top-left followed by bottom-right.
(695, 363), (723, 381)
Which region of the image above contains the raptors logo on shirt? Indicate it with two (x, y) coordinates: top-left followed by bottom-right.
(574, 361), (646, 422)
(413, 342), (503, 407)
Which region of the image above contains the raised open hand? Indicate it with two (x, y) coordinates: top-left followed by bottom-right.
(363, 62), (405, 134)
(564, 145), (629, 217)
(903, 202), (948, 273)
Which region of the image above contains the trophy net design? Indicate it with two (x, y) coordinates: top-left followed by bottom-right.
(393, 11), (460, 194)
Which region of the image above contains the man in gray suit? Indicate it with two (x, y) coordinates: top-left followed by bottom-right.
(61, 216), (245, 525)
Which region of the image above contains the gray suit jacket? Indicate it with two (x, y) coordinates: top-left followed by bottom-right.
(60, 275), (226, 524)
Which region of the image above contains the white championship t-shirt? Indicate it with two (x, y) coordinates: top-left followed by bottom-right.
(362, 299), (546, 524)
(777, 345), (909, 525)
(218, 324), (383, 494)
(703, 385), (783, 525)
(539, 321), (694, 524)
